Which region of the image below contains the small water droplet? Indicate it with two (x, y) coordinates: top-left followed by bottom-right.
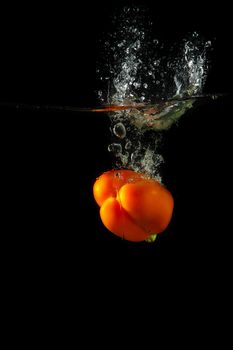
(143, 83), (148, 89)
(113, 123), (126, 139)
(133, 82), (141, 88)
(205, 40), (211, 48)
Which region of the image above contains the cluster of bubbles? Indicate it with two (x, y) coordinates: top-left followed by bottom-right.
(107, 112), (164, 182)
(97, 6), (211, 181)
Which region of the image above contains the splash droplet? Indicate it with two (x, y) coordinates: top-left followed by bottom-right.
(205, 40), (212, 48)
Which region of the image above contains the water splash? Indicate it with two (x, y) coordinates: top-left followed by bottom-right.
(172, 32), (210, 97)
(97, 7), (211, 180)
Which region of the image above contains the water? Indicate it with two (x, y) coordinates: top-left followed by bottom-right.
(113, 122), (126, 139)
(97, 6), (211, 180)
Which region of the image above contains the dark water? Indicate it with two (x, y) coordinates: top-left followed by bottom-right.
(1, 3), (232, 332)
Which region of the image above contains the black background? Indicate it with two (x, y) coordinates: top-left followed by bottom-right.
(1, 0), (232, 332)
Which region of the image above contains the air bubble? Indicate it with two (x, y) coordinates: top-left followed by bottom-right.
(113, 122), (126, 139)
(131, 151), (139, 163)
(125, 141), (132, 150)
(133, 82), (141, 88)
(108, 143), (122, 155)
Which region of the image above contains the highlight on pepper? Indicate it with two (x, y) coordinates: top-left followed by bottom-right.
(93, 169), (174, 242)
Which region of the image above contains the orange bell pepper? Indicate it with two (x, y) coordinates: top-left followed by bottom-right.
(93, 169), (174, 242)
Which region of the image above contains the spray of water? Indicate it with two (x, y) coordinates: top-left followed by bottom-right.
(97, 6), (211, 180)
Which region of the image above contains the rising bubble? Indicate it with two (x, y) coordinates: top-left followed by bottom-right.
(108, 143), (122, 155)
(113, 122), (127, 139)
